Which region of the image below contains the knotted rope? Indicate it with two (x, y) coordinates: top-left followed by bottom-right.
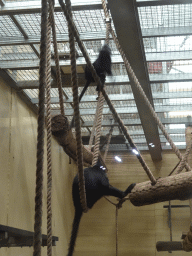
(33, 0), (48, 255)
(65, 0), (88, 213)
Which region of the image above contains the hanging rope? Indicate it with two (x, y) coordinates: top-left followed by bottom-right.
(92, 9), (111, 166)
(46, 6), (53, 256)
(103, 122), (114, 162)
(116, 206), (119, 256)
(33, 0), (48, 255)
(88, 100), (100, 149)
(65, 0), (88, 213)
(48, 0), (65, 115)
(58, 0), (156, 184)
(92, 92), (105, 166)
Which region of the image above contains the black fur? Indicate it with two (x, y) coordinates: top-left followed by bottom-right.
(67, 161), (135, 256)
(70, 44), (112, 128)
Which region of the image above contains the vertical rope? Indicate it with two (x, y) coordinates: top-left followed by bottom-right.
(65, 0), (87, 212)
(48, 0), (65, 115)
(116, 206), (118, 256)
(92, 92), (105, 166)
(91, 3), (111, 166)
(46, 10), (52, 256)
(33, 0), (48, 255)
(88, 100), (100, 149)
(103, 124), (114, 162)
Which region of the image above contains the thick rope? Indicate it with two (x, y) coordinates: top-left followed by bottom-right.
(92, 92), (105, 166)
(174, 139), (192, 175)
(48, 0), (65, 115)
(109, 27), (192, 172)
(92, 9), (111, 166)
(58, 0), (156, 184)
(101, 0), (110, 45)
(103, 124), (114, 162)
(88, 100), (100, 149)
(46, 11), (52, 256)
(33, 0), (48, 255)
(116, 206), (118, 256)
(65, 0), (88, 212)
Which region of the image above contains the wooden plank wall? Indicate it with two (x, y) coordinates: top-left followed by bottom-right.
(0, 77), (76, 256)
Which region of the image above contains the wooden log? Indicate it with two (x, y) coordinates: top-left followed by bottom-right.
(129, 171), (192, 206)
(51, 114), (93, 166)
(156, 241), (183, 251)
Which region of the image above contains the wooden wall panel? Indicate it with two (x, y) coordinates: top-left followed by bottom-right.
(0, 78), (76, 256)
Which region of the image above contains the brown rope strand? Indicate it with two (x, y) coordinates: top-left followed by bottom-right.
(33, 1), (48, 255)
(46, 12), (52, 256)
(49, 0), (65, 115)
(116, 206), (118, 256)
(88, 100), (100, 149)
(65, 0), (87, 212)
(92, 92), (105, 166)
(103, 124), (114, 162)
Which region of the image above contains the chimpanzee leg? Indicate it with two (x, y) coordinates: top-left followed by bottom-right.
(105, 183), (136, 199)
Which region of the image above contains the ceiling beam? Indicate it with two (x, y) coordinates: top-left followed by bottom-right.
(101, 144), (186, 152)
(52, 104), (192, 116)
(0, 32), (109, 46)
(0, 0), (103, 15)
(80, 116), (192, 127)
(136, 0), (192, 7)
(0, 55), (123, 69)
(142, 26), (192, 38)
(81, 128), (186, 137)
(16, 73), (192, 89)
(1, 50), (192, 69)
(0, 25), (191, 46)
(1, 50), (192, 64)
(31, 91), (192, 104)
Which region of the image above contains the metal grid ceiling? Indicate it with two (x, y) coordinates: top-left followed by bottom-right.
(0, 0), (192, 153)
